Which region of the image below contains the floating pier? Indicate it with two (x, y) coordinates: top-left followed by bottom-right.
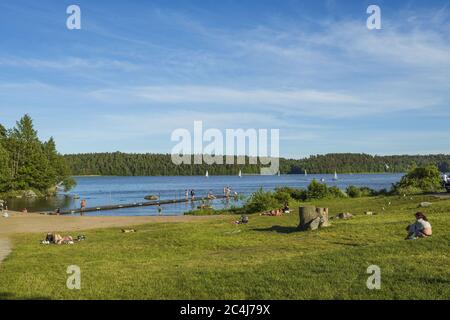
(45, 195), (230, 215)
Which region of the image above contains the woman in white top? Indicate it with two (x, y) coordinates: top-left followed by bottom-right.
(406, 212), (432, 240)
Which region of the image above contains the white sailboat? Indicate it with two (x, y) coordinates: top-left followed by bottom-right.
(277, 171), (280, 176)
(304, 170), (307, 176)
(333, 171), (338, 181)
(205, 170), (209, 178)
(238, 170), (242, 178)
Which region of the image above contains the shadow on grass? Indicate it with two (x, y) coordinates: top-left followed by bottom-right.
(0, 292), (51, 300)
(252, 225), (299, 234)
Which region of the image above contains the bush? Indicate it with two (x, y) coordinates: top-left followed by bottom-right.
(291, 189), (308, 201)
(346, 185), (377, 198)
(307, 179), (328, 199)
(275, 186), (306, 201)
(328, 186), (346, 198)
(274, 190), (291, 205)
(244, 188), (280, 213)
(346, 185), (362, 198)
(393, 164), (443, 195)
(359, 187), (374, 197)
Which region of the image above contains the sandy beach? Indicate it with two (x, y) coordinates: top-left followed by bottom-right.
(0, 211), (224, 236)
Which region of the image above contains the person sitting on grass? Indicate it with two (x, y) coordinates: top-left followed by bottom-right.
(406, 212), (432, 240)
(282, 202), (290, 214)
(233, 215), (249, 224)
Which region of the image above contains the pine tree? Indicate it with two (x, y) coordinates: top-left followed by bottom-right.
(9, 115), (52, 192)
(44, 137), (76, 191)
(0, 142), (11, 193)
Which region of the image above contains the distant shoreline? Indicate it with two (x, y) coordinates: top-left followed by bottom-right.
(71, 172), (405, 178)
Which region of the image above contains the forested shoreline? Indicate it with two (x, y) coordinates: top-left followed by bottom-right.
(64, 152), (450, 176)
(0, 115), (75, 197)
(2, 115), (450, 198)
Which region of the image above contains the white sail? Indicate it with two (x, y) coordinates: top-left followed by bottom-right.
(333, 171), (338, 180)
(238, 170), (242, 178)
(205, 170), (209, 178)
(304, 170), (307, 176)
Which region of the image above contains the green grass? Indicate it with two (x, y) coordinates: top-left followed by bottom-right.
(0, 195), (449, 300)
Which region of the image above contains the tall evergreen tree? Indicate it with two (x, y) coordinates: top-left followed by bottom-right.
(43, 137), (75, 192)
(8, 115), (52, 191)
(0, 141), (11, 193)
(0, 115), (75, 196)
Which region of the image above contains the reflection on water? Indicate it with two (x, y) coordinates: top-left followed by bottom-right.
(5, 195), (75, 213)
(6, 173), (403, 216)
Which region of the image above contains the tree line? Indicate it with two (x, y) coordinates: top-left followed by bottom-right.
(2, 115), (450, 198)
(0, 115), (75, 196)
(65, 152), (450, 176)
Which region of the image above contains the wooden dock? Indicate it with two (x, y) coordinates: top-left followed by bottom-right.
(45, 195), (230, 215)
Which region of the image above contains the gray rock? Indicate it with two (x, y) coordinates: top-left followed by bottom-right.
(336, 212), (353, 219)
(419, 202), (432, 207)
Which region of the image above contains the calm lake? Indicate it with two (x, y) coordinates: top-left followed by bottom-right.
(7, 173), (404, 216)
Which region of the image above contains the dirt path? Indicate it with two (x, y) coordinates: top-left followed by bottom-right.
(0, 237), (11, 264)
(0, 211), (226, 236)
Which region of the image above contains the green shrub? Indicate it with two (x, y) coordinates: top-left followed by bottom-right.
(274, 190), (291, 205)
(346, 185), (377, 198)
(359, 187), (374, 197)
(328, 186), (346, 198)
(346, 185), (362, 198)
(244, 188), (280, 213)
(307, 179), (328, 199)
(291, 189), (308, 201)
(275, 186), (306, 201)
(393, 164), (443, 195)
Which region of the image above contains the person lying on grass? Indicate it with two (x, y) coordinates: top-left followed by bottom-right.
(260, 208), (284, 216)
(42, 233), (74, 245)
(406, 212), (432, 240)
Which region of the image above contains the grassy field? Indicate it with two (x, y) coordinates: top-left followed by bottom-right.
(0, 195), (449, 300)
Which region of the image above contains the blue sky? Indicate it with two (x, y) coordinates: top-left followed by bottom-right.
(0, 0), (449, 157)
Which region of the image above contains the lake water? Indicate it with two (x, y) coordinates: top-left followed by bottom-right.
(7, 173), (404, 216)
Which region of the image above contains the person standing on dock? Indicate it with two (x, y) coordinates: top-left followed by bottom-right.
(157, 204), (162, 215)
(80, 199), (86, 216)
(190, 189), (195, 201)
(185, 189), (189, 201)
